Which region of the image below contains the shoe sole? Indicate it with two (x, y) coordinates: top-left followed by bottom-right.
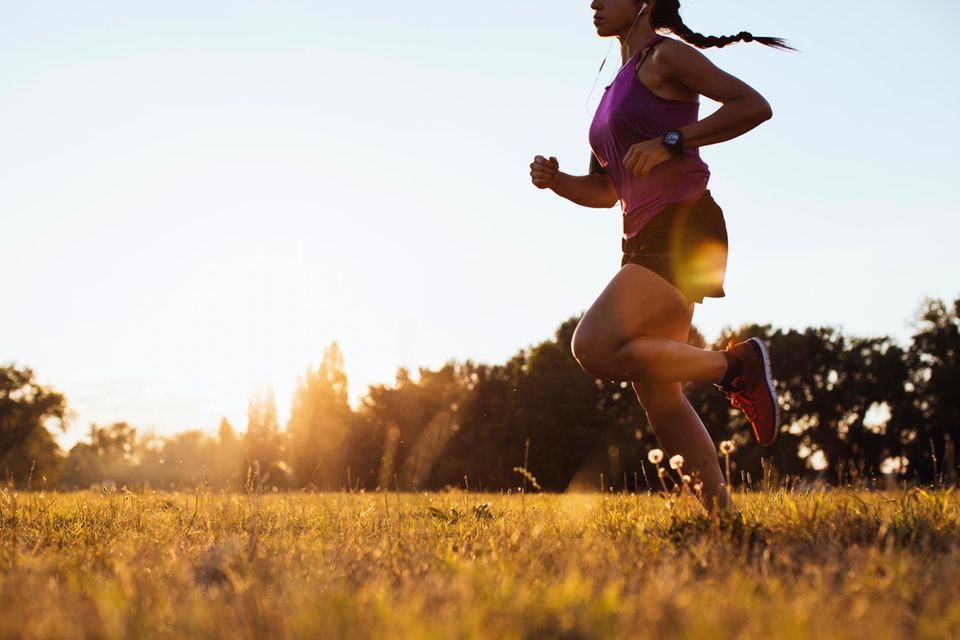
(747, 337), (780, 446)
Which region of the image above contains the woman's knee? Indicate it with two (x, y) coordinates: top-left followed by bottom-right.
(570, 320), (617, 377)
(573, 331), (660, 381)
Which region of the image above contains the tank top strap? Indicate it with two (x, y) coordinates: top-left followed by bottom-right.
(635, 34), (667, 71)
(641, 34), (667, 50)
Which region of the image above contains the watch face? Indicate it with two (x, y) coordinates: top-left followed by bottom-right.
(665, 131), (680, 145)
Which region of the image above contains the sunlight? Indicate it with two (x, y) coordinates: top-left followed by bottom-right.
(863, 401), (892, 434)
(669, 236), (728, 297)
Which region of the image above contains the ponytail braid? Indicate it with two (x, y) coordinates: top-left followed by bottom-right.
(649, 0), (796, 51)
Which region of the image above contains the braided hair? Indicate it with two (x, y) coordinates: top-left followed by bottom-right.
(649, 0), (795, 51)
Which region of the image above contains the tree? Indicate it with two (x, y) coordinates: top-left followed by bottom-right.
(0, 364), (67, 483)
(0, 364), (68, 461)
(287, 342), (352, 489)
(352, 361), (472, 490)
(213, 417), (242, 487)
(895, 297), (960, 483)
(432, 316), (646, 492)
(0, 425), (63, 487)
(241, 386), (287, 488)
(62, 422), (139, 488)
(692, 324), (910, 486)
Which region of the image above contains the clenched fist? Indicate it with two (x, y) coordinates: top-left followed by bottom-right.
(530, 155), (559, 189)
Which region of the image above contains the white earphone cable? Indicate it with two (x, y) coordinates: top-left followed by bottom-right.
(583, 5), (648, 115)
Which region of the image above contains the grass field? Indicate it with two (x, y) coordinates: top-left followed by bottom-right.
(1, 488), (959, 639)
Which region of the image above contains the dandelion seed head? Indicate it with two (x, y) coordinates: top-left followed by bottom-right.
(669, 454), (685, 470)
(720, 440), (735, 455)
(648, 449), (664, 465)
(682, 474), (691, 484)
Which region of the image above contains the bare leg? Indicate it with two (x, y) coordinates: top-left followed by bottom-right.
(610, 336), (725, 383)
(571, 264), (726, 384)
(634, 380), (733, 512)
(571, 263), (733, 513)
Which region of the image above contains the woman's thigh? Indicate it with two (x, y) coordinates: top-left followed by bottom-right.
(572, 263), (694, 362)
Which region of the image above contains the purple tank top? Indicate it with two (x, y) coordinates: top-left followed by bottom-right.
(588, 34), (710, 240)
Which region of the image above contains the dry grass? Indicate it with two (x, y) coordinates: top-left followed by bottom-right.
(1, 488), (959, 639)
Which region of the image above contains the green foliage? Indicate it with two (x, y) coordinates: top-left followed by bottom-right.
(0, 364), (67, 481)
(59, 422), (243, 491)
(351, 360), (475, 490)
(62, 422), (140, 488)
(242, 387), (287, 489)
(5, 296), (960, 492)
(287, 342), (351, 489)
(897, 298), (960, 482)
(0, 426), (61, 488)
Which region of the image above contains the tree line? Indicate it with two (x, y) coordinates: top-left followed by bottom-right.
(2, 296), (958, 492)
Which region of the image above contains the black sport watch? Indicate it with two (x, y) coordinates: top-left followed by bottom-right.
(662, 128), (684, 156)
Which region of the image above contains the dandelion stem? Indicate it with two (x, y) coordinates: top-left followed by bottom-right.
(725, 454), (731, 492)
(656, 466), (669, 494)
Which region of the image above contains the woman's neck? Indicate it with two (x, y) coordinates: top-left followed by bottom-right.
(619, 25), (658, 64)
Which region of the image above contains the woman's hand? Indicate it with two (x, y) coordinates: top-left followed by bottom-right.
(530, 155), (560, 189)
(623, 139), (672, 181)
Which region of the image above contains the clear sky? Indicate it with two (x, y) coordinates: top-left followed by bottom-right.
(2, 0), (959, 450)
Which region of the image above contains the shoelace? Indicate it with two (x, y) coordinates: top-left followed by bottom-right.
(720, 340), (772, 438)
(720, 386), (755, 413)
(728, 392), (756, 417)
(721, 340), (758, 412)
(718, 376), (759, 424)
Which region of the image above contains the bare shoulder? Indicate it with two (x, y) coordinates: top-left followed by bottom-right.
(652, 36), (714, 71)
(652, 35), (764, 105)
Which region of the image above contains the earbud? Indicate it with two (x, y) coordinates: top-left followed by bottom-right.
(638, 2), (648, 14)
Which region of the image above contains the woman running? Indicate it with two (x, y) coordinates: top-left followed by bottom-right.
(529, 0), (792, 512)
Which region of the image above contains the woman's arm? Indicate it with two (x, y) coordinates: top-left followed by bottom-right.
(622, 41), (772, 180)
(530, 155), (619, 208)
(550, 172), (619, 209)
(660, 39), (773, 148)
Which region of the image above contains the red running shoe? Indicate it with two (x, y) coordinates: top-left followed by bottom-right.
(716, 337), (780, 446)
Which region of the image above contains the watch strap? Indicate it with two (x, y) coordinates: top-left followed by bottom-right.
(662, 129), (684, 156)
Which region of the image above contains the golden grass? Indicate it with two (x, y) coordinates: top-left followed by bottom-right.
(1, 488), (959, 639)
